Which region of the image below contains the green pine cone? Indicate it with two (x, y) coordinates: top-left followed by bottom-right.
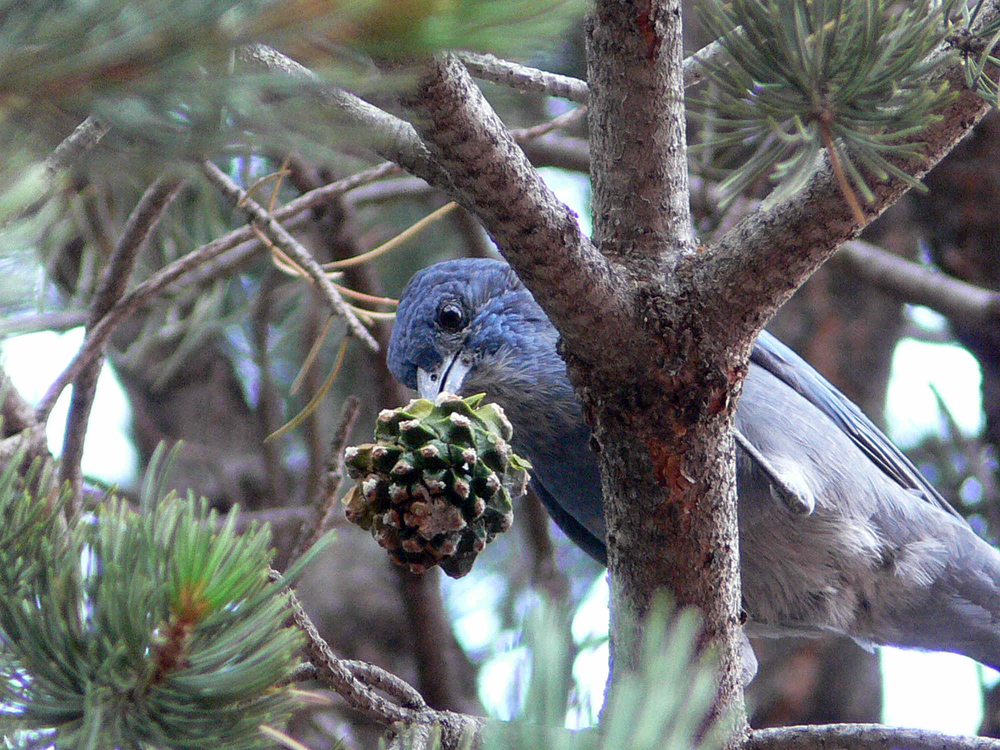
(343, 393), (530, 578)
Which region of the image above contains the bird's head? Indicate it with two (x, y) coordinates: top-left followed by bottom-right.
(387, 258), (561, 403)
(389, 258), (604, 562)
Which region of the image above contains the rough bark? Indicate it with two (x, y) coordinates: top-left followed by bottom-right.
(584, 0), (746, 726)
(379, 1), (1000, 734)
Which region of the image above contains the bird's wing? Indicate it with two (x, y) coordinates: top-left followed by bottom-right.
(528, 480), (608, 565)
(750, 330), (965, 522)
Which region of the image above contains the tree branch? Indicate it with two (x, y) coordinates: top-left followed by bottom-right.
(834, 239), (1000, 328)
(748, 724), (1000, 750)
(24, 161), (406, 506)
(200, 160), (378, 351)
(399, 52), (629, 367)
(279, 576), (482, 749)
(704, 25), (998, 352)
(235, 44), (455, 192)
(54, 174), (183, 503)
(45, 116), (109, 177)
(6, 115), (111, 227)
(456, 51), (590, 103)
(456, 36), (726, 101)
(0, 310), (89, 337)
(32, 158), (396, 425)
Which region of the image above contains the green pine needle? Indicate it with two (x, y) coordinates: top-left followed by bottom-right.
(480, 595), (727, 750)
(693, 0), (956, 211)
(0, 461), (331, 750)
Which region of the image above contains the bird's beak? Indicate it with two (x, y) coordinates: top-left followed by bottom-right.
(417, 352), (471, 399)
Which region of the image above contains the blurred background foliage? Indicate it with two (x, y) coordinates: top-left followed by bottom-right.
(2, 0), (1000, 747)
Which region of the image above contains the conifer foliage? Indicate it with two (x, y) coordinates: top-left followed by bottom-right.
(695, 0), (956, 217)
(3, 0), (1000, 747)
(0, 452), (325, 749)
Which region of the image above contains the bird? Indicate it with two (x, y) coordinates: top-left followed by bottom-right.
(387, 256), (1000, 671)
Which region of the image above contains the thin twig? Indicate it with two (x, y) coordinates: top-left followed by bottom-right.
(684, 37), (728, 89)
(339, 660), (427, 710)
(276, 573), (483, 747)
(0, 310), (89, 337)
(35, 230), (266, 422)
(510, 106), (588, 143)
(201, 160), (378, 351)
(345, 177), (438, 207)
(25, 162), (410, 472)
(289, 396), (361, 563)
(304, 162), (405, 206)
(835, 239), (1000, 327)
(54, 175), (184, 505)
(45, 116), (110, 177)
(281, 662), (319, 685)
(57, 363), (102, 506)
(392, 566), (481, 714)
(457, 37), (726, 101)
(280, 577), (410, 723)
(748, 724), (1000, 750)
(6, 116), (111, 228)
(456, 51), (589, 103)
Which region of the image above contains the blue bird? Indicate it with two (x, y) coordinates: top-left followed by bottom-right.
(387, 257), (1000, 670)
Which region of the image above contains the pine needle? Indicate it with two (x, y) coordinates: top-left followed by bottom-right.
(259, 724), (314, 750)
(239, 165), (291, 212)
(323, 201), (459, 271)
(693, 0), (954, 212)
(332, 282), (398, 307)
(253, 225), (309, 278)
(266, 336), (349, 443)
(347, 305), (395, 321)
(289, 315), (335, 397)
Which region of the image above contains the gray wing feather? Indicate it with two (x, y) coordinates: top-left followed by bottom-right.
(750, 331), (965, 522)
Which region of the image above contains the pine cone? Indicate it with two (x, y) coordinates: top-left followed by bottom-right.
(343, 393), (530, 578)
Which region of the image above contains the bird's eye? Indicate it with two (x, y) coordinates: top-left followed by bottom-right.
(436, 301), (466, 331)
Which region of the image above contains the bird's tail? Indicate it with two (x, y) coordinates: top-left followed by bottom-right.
(888, 519), (1000, 671)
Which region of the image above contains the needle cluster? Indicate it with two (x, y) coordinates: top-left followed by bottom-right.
(0, 453), (325, 749)
(695, 0), (955, 211)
